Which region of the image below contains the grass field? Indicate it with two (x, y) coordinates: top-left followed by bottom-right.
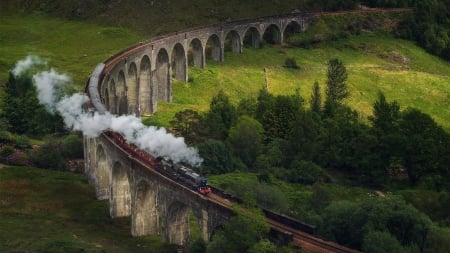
(1, 13), (448, 130)
(0, 166), (176, 253)
(0, 14), (143, 87)
(151, 33), (450, 130)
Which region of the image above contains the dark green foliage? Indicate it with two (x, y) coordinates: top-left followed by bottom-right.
(398, 108), (450, 185)
(283, 57), (299, 69)
(62, 134), (84, 159)
(324, 58), (348, 116)
(257, 89), (304, 140)
(14, 135), (32, 149)
(393, 0), (450, 60)
(205, 90), (236, 140)
(0, 145), (14, 158)
(370, 92), (401, 134)
(287, 160), (328, 184)
(170, 109), (205, 143)
(2, 72), (65, 137)
(227, 116), (264, 168)
(237, 97), (257, 117)
(189, 238), (207, 253)
(323, 195), (432, 251)
(207, 209), (270, 253)
(197, 139), (233, 175)
(362, 231), (404, 253)
(30, 139), (67, 170)
(310, 81), (322, 114)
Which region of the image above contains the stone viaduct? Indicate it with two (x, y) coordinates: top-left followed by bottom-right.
(84, 11), (315, 246)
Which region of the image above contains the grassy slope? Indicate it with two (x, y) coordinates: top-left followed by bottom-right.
(0, 14), (143, 87)
(151, 33), (450, 130)
(0, 0), (313, 36)
(0, 166), (175, 253)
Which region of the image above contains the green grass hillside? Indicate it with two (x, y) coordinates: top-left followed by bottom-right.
(0, 14), (143, 86)
(0, 0), (317, 36)
(1, 13), (448, 131)
(153, 33), (450, 130)
(0, 166), (175, 252)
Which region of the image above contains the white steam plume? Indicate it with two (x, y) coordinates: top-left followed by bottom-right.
(13, 55), (203, 167)
(11, 55), (47, 76)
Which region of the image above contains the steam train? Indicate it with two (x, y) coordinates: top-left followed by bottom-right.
(104, 130), (211, 195)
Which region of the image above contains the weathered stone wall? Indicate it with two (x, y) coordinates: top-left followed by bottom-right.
(84, 133), (233, 245)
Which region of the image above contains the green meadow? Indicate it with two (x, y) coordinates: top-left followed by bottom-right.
(154, 34), (450, 130)
(0, 166), (175, 252)
(0, 14), (143, 86)
(1, 14), (448, 130)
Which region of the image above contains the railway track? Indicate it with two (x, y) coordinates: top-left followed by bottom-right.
(204, 188), (359, 252)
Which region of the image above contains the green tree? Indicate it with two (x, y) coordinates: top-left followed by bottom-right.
(310, 81), (322, 114)
(362, 231), (404, 253)
(2, 72), (64, 137)
(207, 209), (270, 253)
(30, 139), (67, 170)
(227, 116), (264, 168)
(248, 239), (277, 253)
(170, 109), (205, 143)
(399, 108), (448, 185)
(205, 90), (236, 140)
(324, 58), (348, 116)
(369, 92), (400, 134)
(259, 92), (303, 140)
(197, 139), (233, 175)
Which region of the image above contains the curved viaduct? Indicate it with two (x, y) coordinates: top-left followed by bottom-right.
(84, 11), (318, 247)
(90, 12), (314, 116)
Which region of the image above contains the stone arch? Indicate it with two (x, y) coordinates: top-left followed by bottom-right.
(283, 20), (302, 42)
(132, 180), (158, 236)
(171, 43), (187, 82)
(101, 83), (110, 111)
(127, 62), (138, 114)
(243, 27), (262, 48)
(263, 24), (282, 44)
(205, 34), (222, 62)
(108, 79), (117, 114)
(188, 38), (204, 68)
(224, 30), (242, 53)
(117, 70), (128, 115)
(165, 201), (190, 245)
(110, 161), (131, 218)
(95, 144), (109, 200)
(139, 55), (151, 115)
(153, 48), (171, 108)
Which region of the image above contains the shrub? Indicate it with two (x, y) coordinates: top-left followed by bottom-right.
(0, 145), (15, 158)
(284, 57), (299, 69)
(62, 134), (84, 159)
(14, 135), (31, 148)
(287, 160), (328, 184)
(30, 140), (66, 170)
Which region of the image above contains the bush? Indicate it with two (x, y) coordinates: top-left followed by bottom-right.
(14, 135), (31, 148)
(283, 57), (299, 69)
(0, 130), (12, 143)
(0, 145), (15, 158)
(287, 160), (328, 184)
(62, 134), (84, 159)
(30, 140), (67, 170)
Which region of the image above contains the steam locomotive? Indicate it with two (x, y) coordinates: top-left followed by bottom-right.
(158, 157), (211, 195)
(104, 130), (211, 195)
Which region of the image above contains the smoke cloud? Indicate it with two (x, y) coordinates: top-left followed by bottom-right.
(12, 55), (47, 76)
(12, 55), (203, 167)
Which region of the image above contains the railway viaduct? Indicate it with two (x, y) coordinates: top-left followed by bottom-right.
(84, 11), (315, 246)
